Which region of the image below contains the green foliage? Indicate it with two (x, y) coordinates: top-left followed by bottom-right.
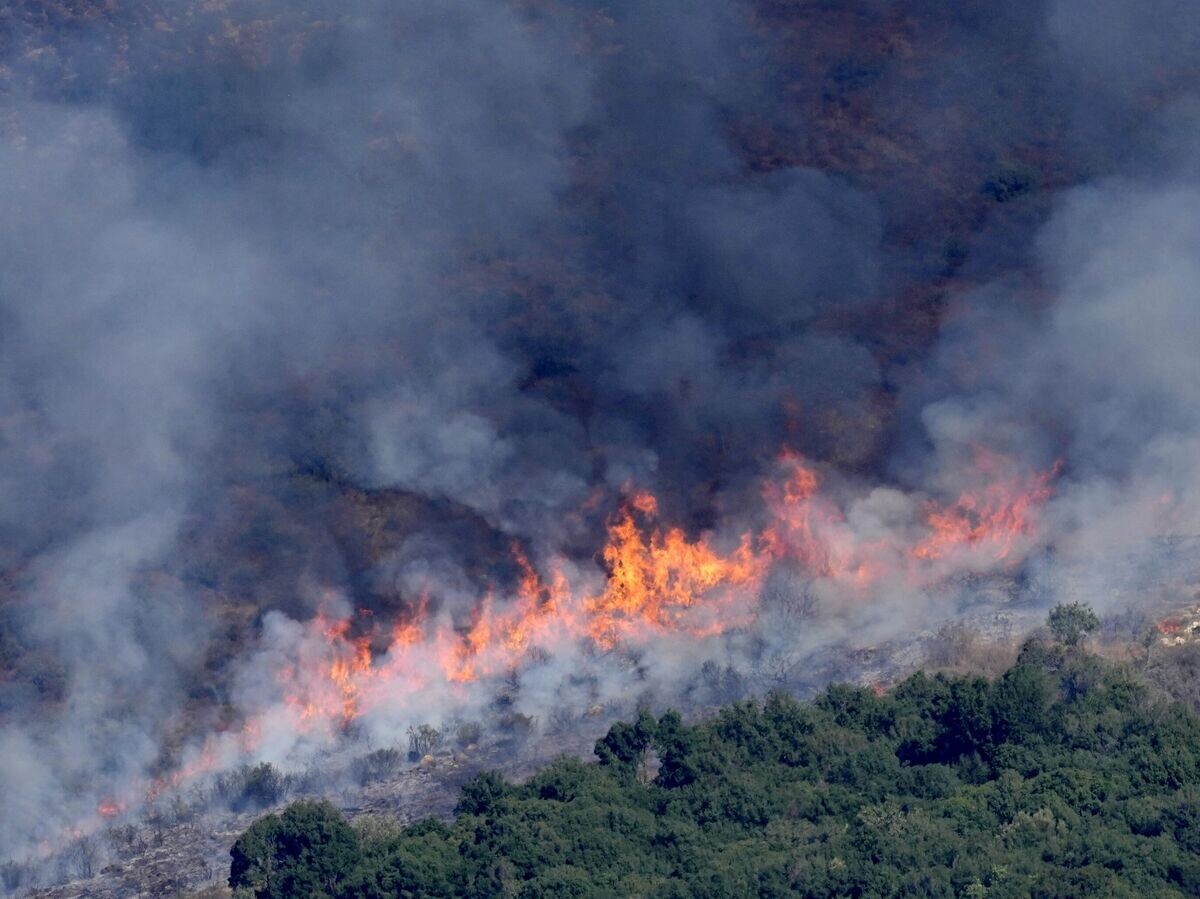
(594, 708), (657, 769)
(232, 653), (1200, 897)
(230, 800), (358, 898)
(453, 770), (509, 816)
(1048, 602), (1101, 647)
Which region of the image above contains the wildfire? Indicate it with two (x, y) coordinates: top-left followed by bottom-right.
(326, 623), (373, 721)
(587, 492), (763, 647)
(912, 452), (1055, 564)
(761, 452), (849, 576)
(112, 444), (1056, 831)
(146, 738), (221, 801)
(259, 448), (1056, 728)
(441, 593), (495, 683)
(96, 799), (126, 818)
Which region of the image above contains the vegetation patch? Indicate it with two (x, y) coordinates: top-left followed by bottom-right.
(230, 633), (1200, 898)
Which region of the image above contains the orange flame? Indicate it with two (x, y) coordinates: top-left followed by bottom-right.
(102, 444), (1056, 840)
(35, 446), (1063, 870)
(96, 799), (126, 818)
(586, 493), (763, 647)
(259, 449), (1056, 722)
(761, 452), (847, 575)
(912, 452), (1055, 563)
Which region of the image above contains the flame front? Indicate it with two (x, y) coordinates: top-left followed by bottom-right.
(912, 450), (1057, 564)
(121, 446), (1056, 818)
(587, 492), (764, 647)
(253, 449), (1057, 728)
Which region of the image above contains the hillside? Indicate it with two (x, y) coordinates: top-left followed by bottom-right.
(4, 0), (1200, 893)
(227, 635), (1200, 898)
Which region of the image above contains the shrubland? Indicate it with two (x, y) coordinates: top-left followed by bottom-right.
(228, 610), (1200, 898)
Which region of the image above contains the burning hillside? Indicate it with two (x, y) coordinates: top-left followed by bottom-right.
(191, 450), (1057, 763)
(2, 0), (1200, 891)
(27, 449), (1058, 842)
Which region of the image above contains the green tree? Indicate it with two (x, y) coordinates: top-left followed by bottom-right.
(595, 708), (657, 770)
(1048, 602), (1100, 647)
(454, 770), (508, 816)
(230, 650), (1200, 899)
(230, 812), (283, 896)
(230, 800), (357, 899)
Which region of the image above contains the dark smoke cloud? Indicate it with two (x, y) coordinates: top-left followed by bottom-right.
(1, 0), (1200, 882)
(0, 0), (599, 864)
(911, 169), (1200, 587)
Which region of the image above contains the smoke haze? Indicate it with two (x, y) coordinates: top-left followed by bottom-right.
(2, 0), (1200, 882)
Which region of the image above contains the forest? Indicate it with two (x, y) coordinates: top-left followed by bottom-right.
(228, 619), (1200, 898)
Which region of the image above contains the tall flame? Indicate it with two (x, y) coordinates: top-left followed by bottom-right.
(586, 491), (764, 647)
(83, 445), (1054, 834)
(912, 450), (1057, 564)
(245, 448), (1057, 733)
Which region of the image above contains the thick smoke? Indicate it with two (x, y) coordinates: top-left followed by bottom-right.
(904, 0), (1200, 603)
(912, 172), (1200, 608)
(1, 0), (1199, 884)
(1, 0), (598, 866)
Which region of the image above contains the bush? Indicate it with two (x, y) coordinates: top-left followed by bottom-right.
(1048, 602), (1100, 647)
(455, 721), (482, 749)
(406, 724), (442, 761)
(231, 652), (1200, 898)
(350, 748), (403, 786)
(229, 800), (357, 899)
(216, 762), (289, 813)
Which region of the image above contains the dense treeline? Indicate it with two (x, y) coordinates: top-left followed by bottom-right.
(229, 634), (1200, 898)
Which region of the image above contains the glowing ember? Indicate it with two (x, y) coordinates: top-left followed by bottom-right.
(96, 799), (126, 818)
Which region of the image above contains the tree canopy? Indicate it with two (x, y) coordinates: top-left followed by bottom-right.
(1048, 602), (1101, 647)
(231, 640), (1200, 898)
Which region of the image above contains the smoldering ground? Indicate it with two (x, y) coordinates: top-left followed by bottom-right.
(1, 0), (1200, 885)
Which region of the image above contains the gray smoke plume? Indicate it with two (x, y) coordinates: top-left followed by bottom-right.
(1, 0), (1200, 884)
